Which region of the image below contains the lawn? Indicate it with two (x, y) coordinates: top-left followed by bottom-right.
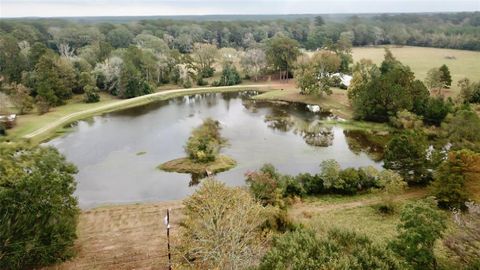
(253, 87), (354, 119)
(352, 46), (480, 93)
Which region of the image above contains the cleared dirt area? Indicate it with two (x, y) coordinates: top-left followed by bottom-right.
(45, 201), (183, 270)
(44, 188), (430, 270)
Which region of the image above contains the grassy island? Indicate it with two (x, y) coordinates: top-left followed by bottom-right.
(158, 155), (236, 174)
(158, 118), (236, 175)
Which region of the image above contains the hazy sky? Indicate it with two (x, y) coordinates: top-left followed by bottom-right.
(1, 0), (479, 18)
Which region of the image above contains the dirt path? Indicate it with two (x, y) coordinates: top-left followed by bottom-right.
(24, 84), (282, 141)
(289, 189), (428, 220)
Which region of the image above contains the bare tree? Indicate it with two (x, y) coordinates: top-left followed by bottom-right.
(241, 48), (267, 81)
(179, 179), (268, 270)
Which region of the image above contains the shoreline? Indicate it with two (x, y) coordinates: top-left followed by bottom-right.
(10, 84), (281, 145)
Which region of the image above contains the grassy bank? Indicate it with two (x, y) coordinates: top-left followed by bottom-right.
(253, 88), (354, 119)
(4, 84), (279, 145)
(352, 46), (480, 93)
(158, 155), (237, 174)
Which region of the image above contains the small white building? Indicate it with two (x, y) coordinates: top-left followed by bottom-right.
(0, 114), (17, 129)
(331, 73), (352, 88)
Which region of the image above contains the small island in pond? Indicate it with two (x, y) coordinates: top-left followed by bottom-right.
(158, 118), (236, 175)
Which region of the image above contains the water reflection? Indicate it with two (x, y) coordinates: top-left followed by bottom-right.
(47, 91), (382, 208)
(344, 130), (388, 161)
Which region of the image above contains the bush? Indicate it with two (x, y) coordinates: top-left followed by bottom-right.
(259, 228), (405, 270)
(296, 173), (324, 195)
(199, 66), (215, 78)
(83, 85), (100, 103)
(422, 97), (452, 126)
(213, 64), (241, 86)
(390, 199), (447, 270)
(196, 75), (208, 86)
(185, 118), (226, 163)
(245, 164), (285, 208)
(0, 144), (79, 269)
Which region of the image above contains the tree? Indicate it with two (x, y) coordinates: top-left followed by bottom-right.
(265, 35), (300, 80)
(0, 144), (79, 269)
(431, 150), (480, 209)
(348, 50), (429, 122)
(34, 51), (75, 106)
(295, 51), (340, 96)
(390, 199), (447, 270)
(422, 97), (451, 126)
(7, 83), (34, 114)
(383, 131), (431, 185)
(106, 27), (133, 48)
(180, 179), (267, 269)
(192, 43), (217, 78)
(259, 228), (404, 270)
(119, 62), (152, 99)
(93, 56), (123, 95)
(458, 78), (480, 104)
(245, 164), (285, 208)
(241, 48), (267, 81)
(185, 118), (226, 163)
(0, 35), (28, 83)
(439, 64), (452, 88)
(425, 67), (444, 94)
(213, 64), (241, 86)
(442, 109), (480, 151)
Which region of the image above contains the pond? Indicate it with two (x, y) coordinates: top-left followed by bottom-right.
(47, 91), (384, 208)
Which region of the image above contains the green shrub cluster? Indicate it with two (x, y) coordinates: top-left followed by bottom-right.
(246, 162), (402, 204)
(213, 64), (241, 86)
(185, 118), (226, 163)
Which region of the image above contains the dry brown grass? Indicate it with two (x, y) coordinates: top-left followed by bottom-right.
(44, 201), (183, 270)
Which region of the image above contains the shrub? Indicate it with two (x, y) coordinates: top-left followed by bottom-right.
(390, 199), (447, 270)
(377, 170), (406, 214)
(83, 85), (100, 103)
(422, 97), (451, 126)
(213, 64), (241, 86)
(337, 167), (361, 194)
(296, 173), (324, 195)
(245, 164), (285, 208)
(259, 228), (405, 270)
(0, 144), (79, 269)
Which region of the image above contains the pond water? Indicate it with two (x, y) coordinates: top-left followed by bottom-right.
(47, 91), (383, 208)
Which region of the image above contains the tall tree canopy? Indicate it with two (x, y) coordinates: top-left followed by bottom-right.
(0, 144), (79, 270)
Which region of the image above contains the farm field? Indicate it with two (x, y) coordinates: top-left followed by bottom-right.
(352, 46), (480, 92)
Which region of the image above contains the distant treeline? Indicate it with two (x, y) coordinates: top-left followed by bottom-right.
(1, 12), (480, 51)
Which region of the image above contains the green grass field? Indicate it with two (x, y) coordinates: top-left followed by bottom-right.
(352, 46), (480, 92)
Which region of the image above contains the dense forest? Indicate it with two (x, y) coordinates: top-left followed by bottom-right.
(1, 12), (479, 114)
